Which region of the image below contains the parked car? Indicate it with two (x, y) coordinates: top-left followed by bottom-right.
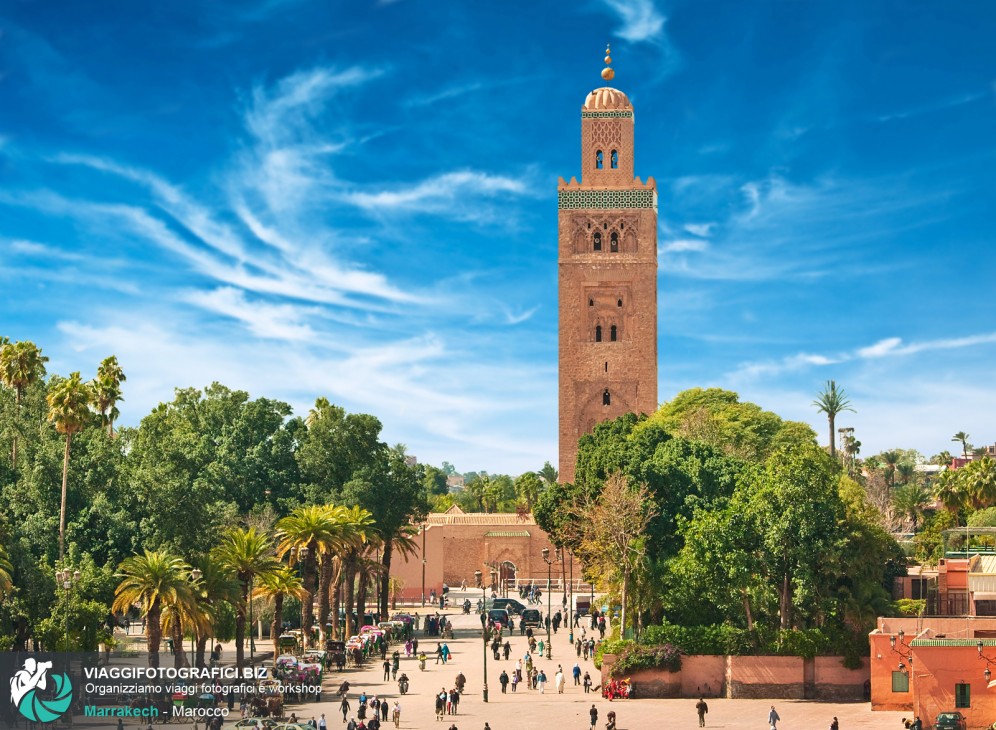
(234, 720), (278, 730)
(487, 608), (512, 627)
(520, 609), (542, 628)
(935, 712), (966, 730)
(487, 598), (527, 615)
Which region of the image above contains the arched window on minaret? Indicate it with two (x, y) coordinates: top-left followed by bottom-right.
(610, 232), (619, 252)
(595, 325), (602, 342)
(596, 150), (604, 169)
(610, 325), (618, 342)
(593, 232), (602, 251)
(603, 389), (611, 406)
(611, 150), (618, 169)
(617, 298), (623, 307)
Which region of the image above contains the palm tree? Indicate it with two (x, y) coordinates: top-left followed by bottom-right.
(811, 380), (855, 460)
(47, 372), (94, 561)
(536, 461), (559, 485)
(965, 456), (996, 510)
(189, 557), (239, 667)
(276, 506), (340, 647)
(896, 462), (916, 487)
(213, 527), (280, 668)
(880, 450), (902, 488)
(934, 469), (966, 518)
(893, 483), (931, 532)
(255, 567), (309, 658)
(952, 432), (971, 458)
(112, 550), (193, 668)
(93, 355), (126, 437)
(0, 340), (49, 466)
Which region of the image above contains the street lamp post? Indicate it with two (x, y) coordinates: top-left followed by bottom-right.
(480, 611), (489, 703)
(298, 545), (309, 649)
(55, 568), (81, 650)
(541, 548), (557, 659)
(190, 567), (202, 666)
(421, 523), (427, 607)
(568, 551), (574, 644)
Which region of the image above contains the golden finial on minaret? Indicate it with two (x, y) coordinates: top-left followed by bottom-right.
(601, 44), (615, 81)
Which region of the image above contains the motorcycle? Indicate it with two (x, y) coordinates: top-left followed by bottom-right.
(462, 600), (471, 614)
(418, 654), (427, 671)
(398, 675), (409, 695)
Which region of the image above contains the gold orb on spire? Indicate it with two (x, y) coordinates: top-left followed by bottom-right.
(601, 43), (615, 81)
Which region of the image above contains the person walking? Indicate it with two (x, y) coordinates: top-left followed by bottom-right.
(319, 713), (328, 730)
(503, 641), (511, 660)
(392, 701), (401, 729)
(383, 659), (391, 681)
(435, 642), (443, 665)
(499, 670), (509, 694)
(381, 700), (389, 722)
(768, 706), (781, 730)
(340, 696), (351, 723)
(583, 671), (592, 693)
(435, 690), (445, 722)
(830, 717), (839, 730)
(555, 668), (565, 693)
(573, 663), (582, 686)
(537, 669), (547, 694)
(589, 704), (598, 730)
(510, 671), (519, 693)
(696, 698), (709, 727)
(441, 642), (451, 664)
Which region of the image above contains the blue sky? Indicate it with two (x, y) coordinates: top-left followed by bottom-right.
(1, 0), (995, 475)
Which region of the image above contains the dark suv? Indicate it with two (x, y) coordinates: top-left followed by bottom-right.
(520, 609), (542, 628)
(488, 598), (526, 615)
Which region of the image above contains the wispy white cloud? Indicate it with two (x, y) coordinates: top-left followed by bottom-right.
(876, 90), (990, 123)
(342, 171), (527, 214)
(730, 331), (996, 380)
(600, 0), (666, 43)
(183, 287), (318, 341)
(660, 238), (708, 254)
(683, 223), (714, 237)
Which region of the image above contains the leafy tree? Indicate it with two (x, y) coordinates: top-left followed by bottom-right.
(47, 372), (94, 561)
(812, 380), (855, 460)
(343, 445), (427, 618)
(112, 550), (193, 668)
(642, 388), (815, 461)
(295, 398), (383, 504)
(422, 465), (449, 496)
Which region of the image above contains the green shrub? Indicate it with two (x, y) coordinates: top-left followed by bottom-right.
(894, 599), (925, 617)
(593, 639), (630, 669)
(610, 643), (683, 677)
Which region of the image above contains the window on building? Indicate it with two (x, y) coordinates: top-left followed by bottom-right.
(604, 362), (608, 372)
(911, 578), (927, 600)
(976, 600), (996, 616)
(610, 232), (619, 252)
(603, 389), (610, 406)
(610, 325), (617, 342)
(891, 672), (909, 693)
(955, 683), (970, 708)
(588, 298), (594, 306)
(611, 150), (618, 169)
(617, 298), (623, 307)
(596, 150), (603, 169)
(595, 325), (602, 342)
(593, 232), (602, 251)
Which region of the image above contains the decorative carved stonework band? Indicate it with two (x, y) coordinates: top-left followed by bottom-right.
(581, 110), (634, 119)
(558, 188), (657, 211)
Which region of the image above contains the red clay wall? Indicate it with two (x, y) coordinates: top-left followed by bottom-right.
(600, 654), (864, 700)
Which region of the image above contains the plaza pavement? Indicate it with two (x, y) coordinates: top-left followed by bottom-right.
(108, 589), (907, 730)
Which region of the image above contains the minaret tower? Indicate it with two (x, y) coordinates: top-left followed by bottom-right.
(557, 47), (659, 483)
